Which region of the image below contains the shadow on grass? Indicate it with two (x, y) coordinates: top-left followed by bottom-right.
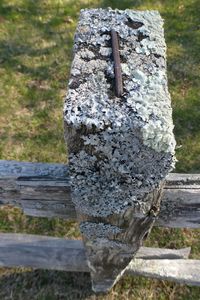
(99, 0), (200, 136)
(100, 0), (142, 9)
(0, 0), (124, 83)
(0, 0), (78, 81)
(162, 0), (200, 171)
(100, 0), (200, 172)
(0, 0), (85, 161)
(0, 269), (93, 300)
(1, 0), (199, 142)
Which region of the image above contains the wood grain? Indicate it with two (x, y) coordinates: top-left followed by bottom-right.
(0, 233), (198, 286)
(128, 259), (200, 286)
(0, 160), (200, 228)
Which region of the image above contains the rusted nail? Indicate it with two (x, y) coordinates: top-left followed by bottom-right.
(111, 29), (123, 97)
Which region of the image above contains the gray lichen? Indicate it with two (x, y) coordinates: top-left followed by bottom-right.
(65, 8), (175, 154)
(64, 8), (176, 218)
(80, 222), (123, 240)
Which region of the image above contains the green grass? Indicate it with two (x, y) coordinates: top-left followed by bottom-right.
(0, 0), (200, 299)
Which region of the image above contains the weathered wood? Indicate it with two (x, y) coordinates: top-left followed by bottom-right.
(0, 233), (199, 287)
(159, 178), (200, 228)
(64, 9), (176, 292)
(135, 246), (191, 259)
(128, 259), (200, 286)
(0, 234), (87, 272)
(0, 160), (74, 219)
(0, 233), (190, 268)
(0, 160), (200, 228)
(0, 233), (190, 270)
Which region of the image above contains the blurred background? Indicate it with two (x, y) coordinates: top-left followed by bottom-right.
(0, 0), (199, 299)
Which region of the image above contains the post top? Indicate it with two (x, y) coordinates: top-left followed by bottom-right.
(64, 9), (176, 217)
(64, 8), (176, 154)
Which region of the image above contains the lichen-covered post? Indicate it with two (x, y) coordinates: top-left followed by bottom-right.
(64, 8), (176, 293)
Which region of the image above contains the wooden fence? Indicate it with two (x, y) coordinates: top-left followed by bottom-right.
(0, 160), (200, 288)
(1, 7), (200, 294)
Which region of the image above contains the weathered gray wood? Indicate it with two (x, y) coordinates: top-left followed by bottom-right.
(0, 234), (87, 272)
(1, 160), (200, 228)
(128, 259), (200, 286)
(135, 246), (191, 260)
(64, 9), (177, 292)
(0, 233), (190, 268)
(0, 160), (74, 219)
(0, 233), (190, 270)
(0, 233), (198, 287)
(159, 173), (200, 228)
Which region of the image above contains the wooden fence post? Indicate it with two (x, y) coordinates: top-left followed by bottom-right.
(64, 9), (176, 292)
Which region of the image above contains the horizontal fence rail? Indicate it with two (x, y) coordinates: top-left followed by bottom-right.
(0, 233), (199, 286)
(0, 160), (200, 228)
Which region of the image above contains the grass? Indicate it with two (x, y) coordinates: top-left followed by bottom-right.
(0, 0), (200, 299)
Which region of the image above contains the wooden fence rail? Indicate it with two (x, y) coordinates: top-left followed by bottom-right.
(0, 160), (200, 228)
(1, 233), (200, 287)
(0, 160), (200, 288)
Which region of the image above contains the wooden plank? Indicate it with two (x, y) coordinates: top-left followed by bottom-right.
(0, 233), (190, 269)
(135, 246), (191, 259)
(0, 160), (200, 228)
(0, 234), (190, 269)
(0, 160), (73, 219)
(159, 173), (200, 228)
(158, 188), (200, 228)
(127, 259), (200, 286)
(0, 233), (198, 287)
(0, 234), (87, 273)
